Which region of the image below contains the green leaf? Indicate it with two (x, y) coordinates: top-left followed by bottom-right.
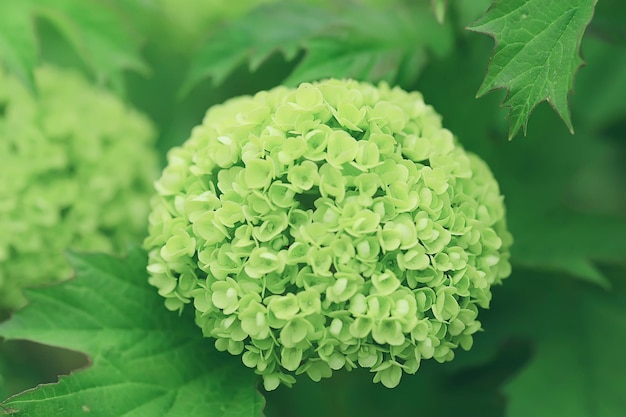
(181, 2), (335, 94)
(34, 0), (148, 91)
(285, 5), (453, 87)
(0, 248), (264, 417)
(491, 118), (626, 288)
(416, 38), (626, 288)
(572, 36), (626, 128)
(509, 211), (626, 289)
(0, 1), (37, 90)
(466, 269), (626, 417)
(468, 0), (597, 139)
(183, 2), (453, 94)
(264, 358), (509, 417)
(496, 114), (626, 287)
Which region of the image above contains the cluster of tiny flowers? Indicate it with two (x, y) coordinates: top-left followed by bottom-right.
(144, 79), (512, 390)
(0, 66), (157, 309)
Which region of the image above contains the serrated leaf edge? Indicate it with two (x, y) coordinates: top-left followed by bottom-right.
(467, 0), (598, 139)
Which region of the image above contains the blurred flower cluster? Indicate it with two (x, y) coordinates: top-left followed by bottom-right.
(0, 66), (157, 310)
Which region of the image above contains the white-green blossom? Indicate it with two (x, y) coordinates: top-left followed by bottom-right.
(144, 79), (512, 390)
(0, 66), (157, 310)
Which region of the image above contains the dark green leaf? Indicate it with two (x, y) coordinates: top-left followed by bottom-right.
(285, 5), (453, 87)
(509, 211), (626, 289)
(587, 0), (626, 45)
(491, 118), (626, 288)
(0, 248), (264, 417)
(571, 36), (626, 128)
(465, 269), (626, 417)
(181, 2), (335, 94)
(183, 1), (453, 94)
(495, 116), (626, 287)
(416, 38), (626, 287)
(264, 356), (509, 417)
(468, 0), (597, 138)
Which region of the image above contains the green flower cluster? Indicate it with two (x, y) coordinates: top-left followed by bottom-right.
(144, 79), (512, 390)
(0, 66), (157, 310)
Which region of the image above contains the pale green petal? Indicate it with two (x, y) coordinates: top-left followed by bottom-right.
(143, 78), (512, 390)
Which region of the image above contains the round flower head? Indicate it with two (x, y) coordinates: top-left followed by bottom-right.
(144, 79), (512, 390)
(0, 66), (157, 310)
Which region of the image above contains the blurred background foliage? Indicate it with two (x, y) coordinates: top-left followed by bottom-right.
(1, 0), (625, 415)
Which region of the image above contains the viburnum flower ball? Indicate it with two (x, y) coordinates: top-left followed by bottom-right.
(144, 79), (512, 390)
(0, 66), (157, 310)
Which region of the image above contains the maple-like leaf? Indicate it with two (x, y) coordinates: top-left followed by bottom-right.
(0, 248), (264, 417)
(182, 1), (453, 94)
(284, 4), (452, 87)
(0, 0), (147, 92)
(180, 2), (335, 94)
(415, 40), (626, 289)
(468, 0), (598, 139)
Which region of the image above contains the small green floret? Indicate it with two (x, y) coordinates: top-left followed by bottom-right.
(144, 79), (512, 390)
(0, 66), (157, 310)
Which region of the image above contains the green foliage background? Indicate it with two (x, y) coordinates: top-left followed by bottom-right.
(1, 0), (625, 416)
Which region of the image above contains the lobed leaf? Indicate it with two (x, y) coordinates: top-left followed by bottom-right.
(285, 5), (453, 87)
(0, 248), (264, 417)
(415, 38), (626, 288)
(468, 0), (598, 138)
(181, 2), (336, 94)
(182, 1), (453, 94)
